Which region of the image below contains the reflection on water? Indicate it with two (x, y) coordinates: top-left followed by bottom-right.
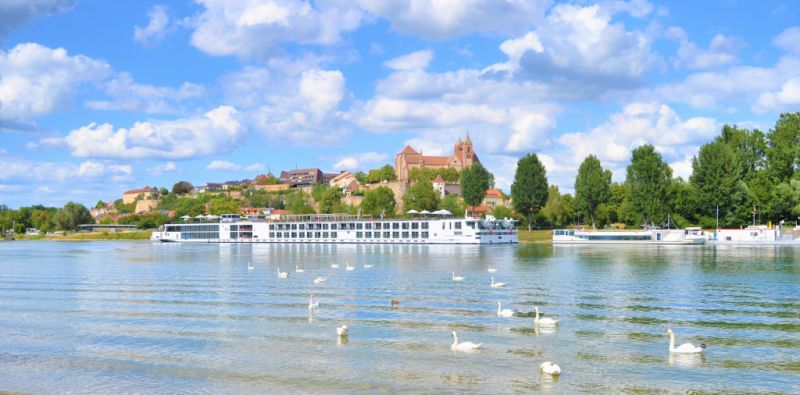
(0, 241), (798, 393)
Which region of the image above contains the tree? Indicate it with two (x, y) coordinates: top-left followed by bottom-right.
(53, 202), (92, 231)
(625, 145), (673, 226)
(408, 167), (460, 183)
(172, 181), (194, 195)
(690, 140), (741, 221)
(354, 171), (367, 184)
(365, 165), (397, 183)
(461, 162), (493, 208)
(319, 188), (343, 214)
(574, 155), (611, 228)
(255, 172), (280, 185)
(208, 197), (241, 215)
(766, 112), (800, 182)
(94, 200), (106, 209)
(439, 194), (464, 216)
(717, 124), (767, 178)
(491, 205), (514, 220)
(286, 191), (315, 214)
(402, 180), (440, 212)
(159, 187), (169, 196)
(541, 186), (574, 227)
(311, 184), (329, 202)
(360, 186), (396, 217)
(511, 153), (549, 230)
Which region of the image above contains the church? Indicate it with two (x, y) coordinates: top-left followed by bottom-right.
(394, 136), (480, 182)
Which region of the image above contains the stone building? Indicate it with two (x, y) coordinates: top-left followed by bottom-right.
(394, 135), (479, 182)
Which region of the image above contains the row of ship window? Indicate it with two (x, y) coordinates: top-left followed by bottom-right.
(268, 231), (430, 239)
(269, 222), (430, 231)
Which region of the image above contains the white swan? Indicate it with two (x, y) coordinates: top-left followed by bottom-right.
(331, 262), (340, 269)
(452, 272), (465, 281)
(308, 295), (318, 310)
(490, 277), (506, 288)
(277, 268), (288, 279)
(497, 301), (514, 318)
(295, 265), (305, 273)
(534, 306), (559, 326)
(337, 325), (348, 336)
(363, 263), (373, 268)
(451, 331), (482, 352)
(345, 262), (355, 271)
(247, 262), (254, 270)
(666, 328), (706, 353)
(540, 361), (561, 375)
(313, 276), (327, 284)
(487, 266), (497, 273)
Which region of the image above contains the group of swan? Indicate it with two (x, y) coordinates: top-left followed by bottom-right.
(452, 271), (508, 289)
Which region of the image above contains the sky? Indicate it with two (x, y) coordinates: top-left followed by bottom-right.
(1, 0), (799, 209)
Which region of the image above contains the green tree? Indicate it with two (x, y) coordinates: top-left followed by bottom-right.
(438, 194), (464, 216)
(491, 205), (514, 220)
(574, 155), (611, 228)
(511, 153), (549, 230)
(286, 191), (315, 214)
(461, 162), (493, 208)
(311, 184), (329, 202)
(94, 200), (106, 209)
(354, 171), (367, 184)
(625, 145), (673, 226)
(690, 140), (741, 221)
(53, 202), (92, 231)
(541, 186), (574, 227)
(319, 188), (343, 214)
(172, 181), (194, 195)
(208, 197), (241, 215)
(766, 112), (800, 182)
(365, 165), (397, 183)
(408, 167), (460, 183)
(255, 172), (280, 185)
(360, 186), (396, 217)
(402, 180), (440, 212)
(159, 187), (169, 196)
(717, 124), (767, 178)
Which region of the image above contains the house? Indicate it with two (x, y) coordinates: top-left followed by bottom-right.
(330, 171), (358, 189)
(266, 208), (288, 220)
(252, 184), (293, 192)
(241, 206), (265, 216)
(122, 187), (158, 204)
(467, 204), (491, 218)
(280, 168), (323, 185)
(206, 183), (223, 192)
(483, 189), (508, 208)
(395, 135), (479, 181)
(135, 199), (159, 214)
(432, 175), (461, 199)
(222, 180), (242, 190)
(322, 172), (339, 185)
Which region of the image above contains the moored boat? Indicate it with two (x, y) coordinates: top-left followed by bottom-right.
(553, 228), (705, 245)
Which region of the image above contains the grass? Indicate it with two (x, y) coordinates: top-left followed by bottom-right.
(517, 229), (552, 244)
(36, 230), (154, 241)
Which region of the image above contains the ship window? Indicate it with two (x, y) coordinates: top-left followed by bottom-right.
(422, 232), (429, 238)
(331, 232), (337, 238)
(323, 232), (329, 238)
(365, 223), (372, 230)
(422, 222), (429, 230)
(412, 231), (419, 238)
(357, 223), (363, 230)
(402, 231), (409, 238)
(455, 222), (462, 229)
(298, 232), (304, 238)
(298, 224), (304, 230)
(315, 232), (321, 238)
(356, 232), (363, 238)
(231, 225), (238, 231)
(231, 232), (238, 239)
(466, 221), (475, 229)
(411, 222), (419, 229)
(291, 232), (296, 238)
(392, 231), (399, 238)
(402, 222), (409, 229)
(269, 232), (274, 238)
(442, 223), (445, 229)
(323, 224), (329, 230)
(383, 231), (390, 238)
(276, 232), (282, 238)
(392, 223), (400, 229)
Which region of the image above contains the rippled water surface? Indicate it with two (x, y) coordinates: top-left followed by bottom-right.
(1, 241), (799, 393)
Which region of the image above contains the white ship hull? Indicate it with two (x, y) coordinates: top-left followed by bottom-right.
(553, 229), (705, 245)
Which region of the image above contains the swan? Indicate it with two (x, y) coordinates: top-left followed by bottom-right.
(277, 268), (288, 279)
(540, 361), (561, 375)
(331, 262), (340, 269)
(666, 328), (706, 353)
(534, 306), (559, 326)
(308, 295), (318, 310)
(452, 272), (465, 281)
(337, 325), (349, 336)
(451, 331), (482, 352)
(247, 262), (254, 270)
(345, 262), (355, 271)
(487, 266), (497, 273)
(363, 263), (373, 268)
(295, 265), (305, 273)
(490, 277), (506, 288)
(497, 301), (514, 318)
(313, 276), (327, 284)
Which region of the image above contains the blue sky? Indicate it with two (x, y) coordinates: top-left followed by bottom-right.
(1, 0), (799, 208)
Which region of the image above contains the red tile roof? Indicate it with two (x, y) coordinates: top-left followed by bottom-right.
(485, 189), (503, 197)
(422, 156), (450, 165)
(433, 175), (444, 182)
(400, 145), (419, 155)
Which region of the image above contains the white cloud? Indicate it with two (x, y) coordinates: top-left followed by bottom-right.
(0, 43), (110, 122)
(0, 0), (74, 37)
(85, 72), (204, 114)
(206, 160), (264, 172)
(59, 106), (244, 159)
(774, 26), (800, 55)
(133, 5), (169, 46)
(0, 157), (132, 183)
(383, 49), (433, 70)
(147, 161), (177, 175)
(332, 151), (388, 170)
(190, 0), (363, 59)
(667, 27), (744, 69)
(356, 0), (551, 40)
(754, 77), (800, 113)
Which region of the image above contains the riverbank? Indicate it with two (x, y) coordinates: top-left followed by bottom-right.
(517, 229), (552, 243)
(10, 230), (153, 241)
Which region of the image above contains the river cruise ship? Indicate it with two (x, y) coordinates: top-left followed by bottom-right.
(553, 228), (705, 245)
(151, 214), (517, 244)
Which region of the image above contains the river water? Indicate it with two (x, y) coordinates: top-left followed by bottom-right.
(0, 241), (798, 393)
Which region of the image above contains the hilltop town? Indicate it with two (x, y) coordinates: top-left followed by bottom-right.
(84, 136), (511, 230)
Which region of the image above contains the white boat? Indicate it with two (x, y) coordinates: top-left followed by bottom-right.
(708, 225), (800, 245)
(553, 228), (705, 245)
(151, 213), (517, 245)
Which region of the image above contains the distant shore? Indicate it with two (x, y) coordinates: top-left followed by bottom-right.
(517, 229), (552, 244)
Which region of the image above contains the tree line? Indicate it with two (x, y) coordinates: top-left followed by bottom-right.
(509, 112), (800, 230)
